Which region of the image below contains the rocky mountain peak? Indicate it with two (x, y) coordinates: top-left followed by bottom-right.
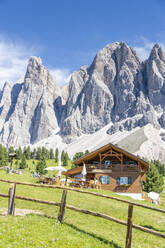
(1, 41), (165, 149)
(0, 82), (11, 105)
(28, 56), (42, 66)
(145, 44), (165, 107)
(3, 81), (11, 90)
(149, 44), (165, 62)
(90, 41), (140, 81)
(24, 55), (60, 95)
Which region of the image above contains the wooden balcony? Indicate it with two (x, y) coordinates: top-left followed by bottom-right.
(85, 164), (140, 173)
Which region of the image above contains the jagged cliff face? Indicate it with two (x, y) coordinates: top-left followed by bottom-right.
(61, 42), (142, 140)
(0, 57), (64, 147)
(0, 42), (165, 147)
(61, 42), (161, 142)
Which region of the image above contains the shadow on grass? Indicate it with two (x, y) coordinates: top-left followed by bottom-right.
(33, 214), (122, 248)
(64, 222), (122, 248)
(142, 225), (165, 233)
(0, 212), (122, 248)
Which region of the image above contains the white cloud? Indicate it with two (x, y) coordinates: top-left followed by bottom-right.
(134, 37), (154, 60)
(134, 36), (165, 61)
(0, 35), (37, 88)
(0, 34), (71, 88)
(50, 68), (71, 85)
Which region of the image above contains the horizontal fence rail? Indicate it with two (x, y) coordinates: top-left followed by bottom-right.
(0, 192), (165, 239)
(0, 178), (164, 214)
(0, 178), (165, 248)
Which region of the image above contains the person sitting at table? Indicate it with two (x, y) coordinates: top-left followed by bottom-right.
(52, 175), (56, 181)
(51, 175), (56, 184)
(94, 177), (98, 187)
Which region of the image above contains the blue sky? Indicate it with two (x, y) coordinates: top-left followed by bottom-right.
(0, 0), (165, 86)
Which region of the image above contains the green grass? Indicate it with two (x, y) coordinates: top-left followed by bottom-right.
(11, 159), (72, 178)
(0, 170), (165, 248)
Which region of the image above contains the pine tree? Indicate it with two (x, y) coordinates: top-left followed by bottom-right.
(36, 157), (47, 175)
(16, 147), (23, 160)
(31, 148), (36, 159)
(144, 162), (164, 193)
(8, 146), (14, 154)
(0, 145), (8, 167)
(23, 146), (31, 160)
(73, 152), (84, 161)
(49, 148), (54, 159)
(0, 145), (4, 167)
(0, 153), (6, 167)
(19, 155), (27, 169)
(55, 148), (59, 162)
(36, 147), (42, 160)
(0, 144), (3, 159)
(26, 146), (31, 160)
(3, 148), (8, 166)
(154, 160), (165, 176)
(61, 150), (65, 162)
(65, 152), (69, 160)
(63, 154), (68, 167)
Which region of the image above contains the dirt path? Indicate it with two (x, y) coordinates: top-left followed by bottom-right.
(0, 208), (43, 216)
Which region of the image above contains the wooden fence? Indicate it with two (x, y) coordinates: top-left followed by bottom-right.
(0, 178), (164, 248)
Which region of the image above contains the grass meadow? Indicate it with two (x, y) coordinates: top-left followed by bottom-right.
(0, 163), (164, 248)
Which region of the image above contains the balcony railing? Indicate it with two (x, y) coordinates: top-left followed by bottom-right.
(85, 164), (140, 172)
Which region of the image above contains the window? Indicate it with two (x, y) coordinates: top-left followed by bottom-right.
(99, 176), (110, 184)
(104, 160), (112, 165)
(125, 160), (137, 165)
(116, 177), (132, 185)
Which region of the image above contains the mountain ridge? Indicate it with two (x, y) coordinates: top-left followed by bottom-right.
(0, 41), (165, 161)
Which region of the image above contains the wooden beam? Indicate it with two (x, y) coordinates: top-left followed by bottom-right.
(125, 204), (133, 248)
(8, 183), (16, 216)
(0, 191), (165, 238)
(102, 149), (113, 156)
(101, 154), (122, 161)
(137, 162), (141, 171)
(0, 178), (165, 214)
(99, 153), (102, 168)
(58, 190), (67, 223)
(121, 154), (123, 165)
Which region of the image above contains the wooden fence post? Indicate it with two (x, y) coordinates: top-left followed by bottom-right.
(8, 183), (16, 216)
(58, 189), (67, 223)
(125, 204), (133, 248)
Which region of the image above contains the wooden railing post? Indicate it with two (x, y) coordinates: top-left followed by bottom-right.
(58, 189), (67, 223)
(125, 204), (133, 248)
(8, 183), (16, 216)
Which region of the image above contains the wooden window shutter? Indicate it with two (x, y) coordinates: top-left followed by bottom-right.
(107, 176), (110, 184)
(116, 177), (120, 185)
(99, 176), (103, 184)
(128, 177), (132, 184)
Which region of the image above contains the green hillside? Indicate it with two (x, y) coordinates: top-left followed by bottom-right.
(0, 170), (165, 248)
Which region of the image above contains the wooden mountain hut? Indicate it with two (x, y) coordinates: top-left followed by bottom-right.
(63, 143), (149, 199)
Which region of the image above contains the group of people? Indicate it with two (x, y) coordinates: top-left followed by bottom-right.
(6, 167), (22, 175)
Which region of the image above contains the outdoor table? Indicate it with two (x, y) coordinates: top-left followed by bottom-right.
(79, 180), (89, 188)
(70, 179), (89, 188)
(44, 177), (52, 184)
(69, 179), (80, 188)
